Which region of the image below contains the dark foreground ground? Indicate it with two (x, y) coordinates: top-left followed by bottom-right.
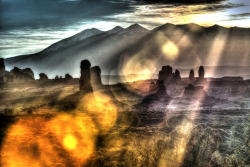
(0, 80), (249, 167)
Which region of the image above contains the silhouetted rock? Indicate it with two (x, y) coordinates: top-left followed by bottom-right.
(135, 80), (172, 125)
(156, 80), (167, 96)
(90, 66), (105, 90)
(55, 75), (59, 80)
(22, 68), (34, 79)
(199, 66), (205, 79)
(0, 58), (5, 85)
(189, 69), (195, 83)
(139, 80), (172, 109)
(10, 67), (34, 82)
(158, 65), (173, 85)
(145, 66), (175, 103)
(79, 59), (92, 94)
(0, 58), (5, 71)
(172, 69), (181, 83)
(196, 66), (206, 84)
(149, 81), (158, 94)
(39, 73), (49, 80)
(65, 73), (73, 80)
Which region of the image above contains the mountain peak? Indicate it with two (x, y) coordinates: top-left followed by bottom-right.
(77, 28), (102, 38)
(107, 26), (124, 34)
(121, 24), (148, 34)
(209, 24), (224, 29)
(153, 23), (176, 32)
(41, 28), (102, 54)
(128, 24), (146, 30)
(180, 23), (204, 31)
(185, 23), (201, 28)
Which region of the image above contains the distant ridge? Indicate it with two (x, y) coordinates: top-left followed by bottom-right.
(41, 28), (103, 54)
(121, 24), (149, 34)
(107, 26), (124, 34)
(5, 24), (149, 78)
(5, 23), (250, 79)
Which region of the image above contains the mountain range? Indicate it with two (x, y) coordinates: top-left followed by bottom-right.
(5, 23), (250, 79)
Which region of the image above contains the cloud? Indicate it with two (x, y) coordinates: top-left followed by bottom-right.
(134, 0), (226, 4)
(230, 13), (250, 18)
(195, 3), (243, 11)
(0, 0), (133, 30)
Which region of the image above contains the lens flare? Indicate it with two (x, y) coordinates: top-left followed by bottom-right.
(78, 93), (118, 133)
(162, 40), (179, 60)
(63, 134), (78, 150)
(0, 114), (98, 167)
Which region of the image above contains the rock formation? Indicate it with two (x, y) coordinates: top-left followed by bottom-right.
(79, 59), (92, 94)
(199, 66), (205, 79)
(158, 65), (173, 85)
(148, 65), (177, 96)
(39, 73), (49, 80)
(65, 73), (73, 80)
(22, 68), (34, 79)
(189, 69), (195, 83)
(140, 80), (172, 109)
(0, 58), (5, 85)
(10, 67), (35, 82)
(0, 58), (5, 72)
(90, 66), (105, 90)
(155, 80), (167, 96)
(149, 81), (158, 94)
(196, 66), (206, 84)
(172, 69), (181, 83)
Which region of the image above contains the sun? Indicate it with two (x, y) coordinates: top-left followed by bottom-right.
(63, 134), (78, 150)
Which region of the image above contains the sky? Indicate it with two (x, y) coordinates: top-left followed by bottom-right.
(0, 0), (250, 58)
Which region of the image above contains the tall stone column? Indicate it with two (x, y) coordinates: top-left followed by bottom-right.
(0, 58), (5, 72)
(90, 66), (104, 90)
(79, 60), (92, 94)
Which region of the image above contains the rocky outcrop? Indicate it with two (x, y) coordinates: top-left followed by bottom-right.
(65, 73), (73, 80)
(0, 58), (5, 72)
(149, 81), (158, 94)
(189, 69), (195, 84)
(10, 67), (35, 82)
(139, 80), (172, 110)
(79, 60), (92, 94)
(90, 66), (105, 90)
(158, 65), (173, 86)
(196, 66), (206, 84)
(22, 68), (34, 79)
(39, 73), (48, 80)
(172, 69), (181, 84)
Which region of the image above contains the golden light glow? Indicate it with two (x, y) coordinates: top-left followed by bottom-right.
(63, 135), (78, 150)
(0, 114), (98, 167)
(121, 55), (156, 82)
(1, 89), (119, 167)
(162, 40), (179, 60)
(79, 93), (118, 133)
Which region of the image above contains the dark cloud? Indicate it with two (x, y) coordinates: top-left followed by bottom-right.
(230, 13), (250, 18)
(0, 0), (134, 30)
(197, 3), (242, 11)
(134, 0), (227, 4)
